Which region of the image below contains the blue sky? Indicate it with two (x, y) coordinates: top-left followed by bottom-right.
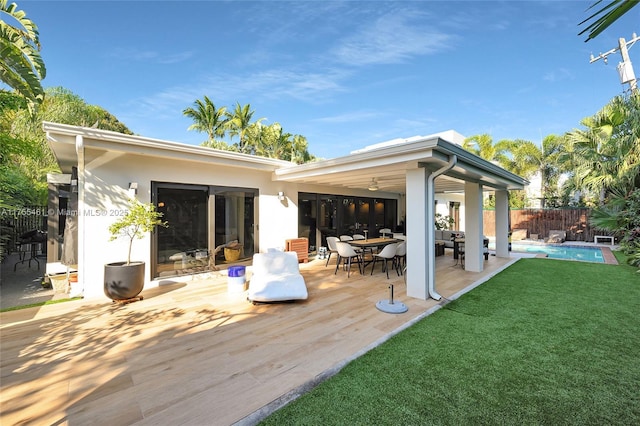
(16, 1), (640, 159)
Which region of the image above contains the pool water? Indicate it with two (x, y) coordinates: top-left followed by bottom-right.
(488, 242), (605, 263)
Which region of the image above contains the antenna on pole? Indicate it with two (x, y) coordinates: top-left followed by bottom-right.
(590, 32), (640, 94)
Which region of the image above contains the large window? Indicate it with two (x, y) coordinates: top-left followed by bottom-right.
(152, 183), (257, 279)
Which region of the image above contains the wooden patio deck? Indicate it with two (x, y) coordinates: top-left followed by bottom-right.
(0, 252), (516, 425)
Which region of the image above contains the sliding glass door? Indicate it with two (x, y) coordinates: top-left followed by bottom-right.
(154, 184), (209, 278)
(213, 188), (256, 263)
(152, 183), (257, 279)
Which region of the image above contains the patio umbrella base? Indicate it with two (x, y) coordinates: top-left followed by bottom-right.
(376, 299), (408, 314)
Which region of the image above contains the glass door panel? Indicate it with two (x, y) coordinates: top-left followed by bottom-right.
(154, 185), (209, 278)
(340, 197), (356, 236)
(298, 193), (317, 251)
(214, 190), (256, 263)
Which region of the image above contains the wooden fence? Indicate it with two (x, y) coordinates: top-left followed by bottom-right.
(483, 208), (596, 242)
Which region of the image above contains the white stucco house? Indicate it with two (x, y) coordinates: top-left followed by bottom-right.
(43, 122), (528, 302)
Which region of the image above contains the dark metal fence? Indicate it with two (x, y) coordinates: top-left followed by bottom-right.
(1, 206), (48, 255)
(483, 208), (595, 242)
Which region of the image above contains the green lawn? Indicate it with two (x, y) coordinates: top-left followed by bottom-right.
(261, 257), (640, 425)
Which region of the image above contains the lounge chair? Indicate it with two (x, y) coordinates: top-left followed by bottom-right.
(247, 251), (308, 303)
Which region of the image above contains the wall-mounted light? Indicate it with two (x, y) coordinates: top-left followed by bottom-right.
(128, 182), (138, 196)
(278, 191), (285, 201)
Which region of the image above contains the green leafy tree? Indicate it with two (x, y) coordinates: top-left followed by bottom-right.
(564, 94), (640, 204)
(108, 199), (167, 265)
(590, 188), (640, 269)
(226, 102), (264, 153)
(2, 87), (133, 206)
(463, 134), (513, 169)
(579, 0), (640, 41)
(506, 135), (567, 207)
(0, 0), (46, 112)
(183, 96), (228, 145)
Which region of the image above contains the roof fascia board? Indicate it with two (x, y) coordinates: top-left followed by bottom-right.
(275, 137), (441, 180)
(434, 139), (529, 187)
(43, 121), (290, 171)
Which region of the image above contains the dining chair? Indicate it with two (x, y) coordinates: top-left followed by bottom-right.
(352, 234), (365, 240)
(370, 242), (398, 279)
(339, 235), (354, 241)
(325, 236), (340, 267)
(393, 241), (406, 275)
(335, 241), (363, 277)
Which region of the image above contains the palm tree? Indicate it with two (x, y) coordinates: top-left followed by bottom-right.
(0, 0), (46, 112)
(579, 0), (640, 41)
(225, 102), (263, 153)
(508, 136), (567, 207)
(564, 94), (640, 204)
(462, 134), (512, 168)
(290, 134), (313, 164)
(182, 96), (228, 144)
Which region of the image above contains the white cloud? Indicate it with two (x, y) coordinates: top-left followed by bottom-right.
(330, 9), (453, 66)
(313, 110), (384, 124)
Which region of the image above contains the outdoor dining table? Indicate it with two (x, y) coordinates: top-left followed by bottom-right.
(349, 237), (401, 273)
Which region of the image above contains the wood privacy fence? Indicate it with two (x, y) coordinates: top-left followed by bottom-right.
(483, 208), (596, 242)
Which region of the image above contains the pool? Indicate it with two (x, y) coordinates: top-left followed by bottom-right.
(488, 242), (605, 263)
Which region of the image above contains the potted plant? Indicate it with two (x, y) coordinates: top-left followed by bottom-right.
(104, 199), (167, 301)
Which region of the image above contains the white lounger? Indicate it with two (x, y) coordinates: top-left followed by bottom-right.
(248, 251), (308, 303)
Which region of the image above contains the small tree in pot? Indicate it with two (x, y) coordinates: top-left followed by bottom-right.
(104, 199), (167, 301)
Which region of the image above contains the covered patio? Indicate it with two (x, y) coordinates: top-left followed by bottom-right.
(0, 253), (519, 425)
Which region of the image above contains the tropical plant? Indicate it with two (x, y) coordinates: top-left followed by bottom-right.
(506, 135), (568, 207)
(462, 134), (513, 169)
(108, 199), (167, 265)
(0, 0), (46, 112)
(2, 87), (133, 206)
(225, 102), (264, 153)
(183, 96), (228, 145)
(579, 0), (640, 41)
(564, 94), (640, 204)
(590, 188), (640, 269)
(434, 213), (455, 230)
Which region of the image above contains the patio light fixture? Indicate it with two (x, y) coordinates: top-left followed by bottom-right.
(368, 178), (379, 191)
(278, 191), (285, 201)
(128, 182), (138, 196)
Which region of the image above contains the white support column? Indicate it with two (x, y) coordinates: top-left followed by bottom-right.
(406, 168), (429, 300)
(464, 181), (483, 272)
(495, 190), (510, 258)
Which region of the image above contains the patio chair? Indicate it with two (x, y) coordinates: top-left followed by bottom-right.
(335, 241), (363, 278)
(393, 241), (406, 275)
(325, 236), (340, 267)
(379, 228), (392, 238)
(370, 242), (398, 279)
(248, 251), (308, 303)
(339, 235), (354, 241)
(352, 234), (365, 240)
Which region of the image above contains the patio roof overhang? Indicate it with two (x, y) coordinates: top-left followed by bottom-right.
(274, 135), (528, 193)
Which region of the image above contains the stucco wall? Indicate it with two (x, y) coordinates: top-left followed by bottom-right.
(77, 149), (300, 299)
(75, 148), (400, 300)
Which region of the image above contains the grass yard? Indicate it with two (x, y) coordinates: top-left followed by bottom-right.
(261, 258), (640, 425)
